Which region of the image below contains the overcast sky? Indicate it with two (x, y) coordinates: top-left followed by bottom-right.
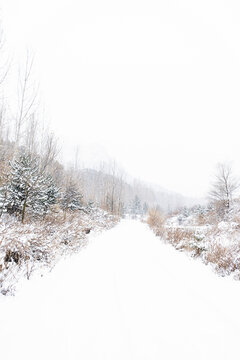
(1, 0), (240, 198)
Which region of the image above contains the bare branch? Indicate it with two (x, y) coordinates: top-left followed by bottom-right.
(15, 51), (38, 144)
(209, 163), (239, 212)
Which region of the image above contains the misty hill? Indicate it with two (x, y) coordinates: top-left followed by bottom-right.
(78, 168), (203, 213)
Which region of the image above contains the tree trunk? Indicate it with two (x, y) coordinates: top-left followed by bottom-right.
(22, 198), (27, 224)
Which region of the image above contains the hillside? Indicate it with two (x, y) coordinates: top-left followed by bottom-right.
(78, 168), (202, 213)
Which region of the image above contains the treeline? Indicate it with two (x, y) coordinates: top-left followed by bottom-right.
(0, 26), (95, 222)
(0, 24), (201, 223)
(0, 24), (151, 221)
(0, 150), (89, 222)
(77, 167), (150, 217)
(77, 166), (197, 218)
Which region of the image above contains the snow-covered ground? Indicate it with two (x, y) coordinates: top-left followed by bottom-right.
(0, 220), (240, 359)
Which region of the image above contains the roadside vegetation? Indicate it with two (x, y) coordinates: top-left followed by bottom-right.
(147, 163), (240, 279)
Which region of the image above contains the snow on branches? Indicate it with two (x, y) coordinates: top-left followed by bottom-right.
(0, 153), (59, 222)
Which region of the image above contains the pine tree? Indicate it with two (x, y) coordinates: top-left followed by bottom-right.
(0, 182), (8, 216)
(104, 193), (113, 213)
(42, 175), (59, 212)
(131, 195), (142, 217)
(6, 154), (39, 221)
(85, 200), (95, 214)
(61, 182), (83, 212)
(1, 153), (58, 222)
(143, 202), (149, 215)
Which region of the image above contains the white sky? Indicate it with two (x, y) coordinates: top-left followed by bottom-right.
(1, 0), (240, 198)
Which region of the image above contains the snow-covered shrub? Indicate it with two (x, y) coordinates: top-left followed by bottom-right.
(204, 243), (240, 276)
(187, 233), (207, 257)
(147, 199), (240, 279)
(0, 209), (118, 295)
(61, 182), (84, 212)
(167, 228), (186, 245)
(0, 154), (59, 222)
(164, 228), (206, 256)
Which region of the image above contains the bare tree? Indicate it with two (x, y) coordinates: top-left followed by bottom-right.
(108, 160), (117, 213)
(0, 26), (10, 144)
(116, 172), (125, 216)
(99, 160), (125, 215)
(0, 27), (10, 87)
(24, 113), (39, 155)
(74, 146), (80, 172)
(15, 51), (38, 144)
(0, 103), (6, 141)
(40, 132), (59, 172)
(209, 163), (239, 212)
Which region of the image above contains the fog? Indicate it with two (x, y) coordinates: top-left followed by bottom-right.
(2, 0), (240, 198)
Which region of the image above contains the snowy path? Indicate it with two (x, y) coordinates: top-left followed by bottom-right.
(1, 220), (240, 360)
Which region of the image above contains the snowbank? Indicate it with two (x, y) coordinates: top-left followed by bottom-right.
(0, 220), (240, 359)
(0, 209), (117, 295)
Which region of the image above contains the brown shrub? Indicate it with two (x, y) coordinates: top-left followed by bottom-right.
(0, 209), (118, 294)
(204, 244), (239, 275)
(4, 250), (21, 265)
(195, 213), (206, 226)
(196, 209), (219, 226)
(164, 228), (206, 257)
(231, 214), (240, 230)
(147, 208), (165, 236)
(165, 228), (193, 247)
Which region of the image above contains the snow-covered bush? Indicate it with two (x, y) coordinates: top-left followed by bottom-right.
(0, 154), (59, 222)
(0, 209), (118, 295)
(164, 228), (206, 257)
(147, 203), (240, 279)
(61, 182), (83, 212)
(204, 242), (240, 276)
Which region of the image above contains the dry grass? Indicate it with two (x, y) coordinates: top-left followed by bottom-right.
(204, 243), (240, 275)
(147, 209), (206, 256)
(164, 228), (206, 256)
(147, 204), (240, 279)
(165, 228), (193, 246)
(0, 209), (118, 295)
(231, 214), (240, 229)
(195, 210), (219, 226)
(147, 208), (165, 237)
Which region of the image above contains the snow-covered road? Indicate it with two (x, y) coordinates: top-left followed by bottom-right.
(1, 220), (240, 360)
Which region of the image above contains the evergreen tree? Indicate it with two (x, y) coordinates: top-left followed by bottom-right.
(105, 193), (112, 213)
(131, 195), (142, 217)
(143, 202), (149, 215)
(6, 154), (40, 221)
(85, 200), (96, 214)
(0, 182), (8, 216)
(1, 154), (58, 222)
(61, 182), (83, 212)
(44, 175), (59, 208)
(34, 175), (59, 216)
